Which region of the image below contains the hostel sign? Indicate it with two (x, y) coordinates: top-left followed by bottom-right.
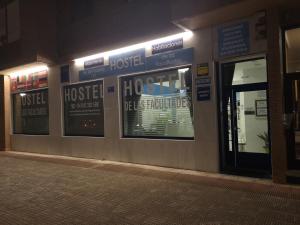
(122, 70), (192, 112)
(79, 48), (194, 81)
(79, 49), (146, 81)
(109, 49), (145, 75)
(21, 90), (48, 117)
(63, 80), (104, 136)
(14, 88), (49, 134)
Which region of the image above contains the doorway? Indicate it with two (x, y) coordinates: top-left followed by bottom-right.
(283, 26), (300, 171)
(218, 58), (271, 176)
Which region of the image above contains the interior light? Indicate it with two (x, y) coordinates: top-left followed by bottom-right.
(74, 31), (193, 66)
(178, 68), (190, 73)
(9, 65), (48, 78)
(20, 93), (26, 97)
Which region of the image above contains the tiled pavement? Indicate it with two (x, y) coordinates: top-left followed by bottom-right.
(0, 152), (299, 225)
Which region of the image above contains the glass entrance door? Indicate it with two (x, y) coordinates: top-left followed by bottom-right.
(283, 27), (300, 170)
(284, 77), (300, 169)
(232, 85), (270, 170)
(219, 58), (271, 175)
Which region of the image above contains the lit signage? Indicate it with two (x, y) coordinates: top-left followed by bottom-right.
(152, 38), (183, 54)
(79, 48), (193, 81)
(109, 48), (145, 74)
(84, 57), (104, 69)
(11, 70), (48, 93)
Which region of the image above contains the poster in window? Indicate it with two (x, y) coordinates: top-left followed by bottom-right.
(121, 67), (194, 139)
(63, 80), (104, 136)
(13, 89), (49, 135)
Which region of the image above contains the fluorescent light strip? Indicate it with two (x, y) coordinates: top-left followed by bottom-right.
(9, 65), (48, 78)
(74, 31), (193, 66)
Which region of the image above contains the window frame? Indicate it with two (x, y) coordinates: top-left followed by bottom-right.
(12, 87), (50, 135)
(119, 66), (195, 140)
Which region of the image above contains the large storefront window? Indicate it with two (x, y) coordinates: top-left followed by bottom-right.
(13, 89), (49, 135)
(121, 67), (194, 139)
(63, 80), (104, 137)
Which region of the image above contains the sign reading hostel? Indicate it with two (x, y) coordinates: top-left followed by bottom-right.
(63, 80), (104, 136)
(218, 22), (250, 57)
(13, 89), (49, 135)
(109, 48), (145, 75)
(79, 48), (194, 81)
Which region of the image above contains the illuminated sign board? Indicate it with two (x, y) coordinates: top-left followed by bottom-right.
(11, 70), (48, 93)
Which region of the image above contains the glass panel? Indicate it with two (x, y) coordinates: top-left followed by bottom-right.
(13, 89), (49, 135)
(227, 98), (233, 151)
(121, 67), (194, 138)
(232, 59), (267, 85)
(63, 80), (104, 137)
(285, 28), (300, 73)
(235, 90), (269, 153)
(292, 80), (300, 160)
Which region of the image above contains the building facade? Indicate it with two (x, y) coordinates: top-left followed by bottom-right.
(0, 0), (299, 184)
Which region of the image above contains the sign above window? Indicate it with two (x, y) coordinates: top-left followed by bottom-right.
(152, 38), (183, 55)
(10, 70), (48, 93)
(84, 57), (104, 69)
(79, 48), (193, 81)
(218, 22), (250, 57)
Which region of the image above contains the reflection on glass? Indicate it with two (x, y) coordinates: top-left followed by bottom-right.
(285, 28), (300, 74)
(227, 98), (232, 151)
(235, 90), (269, 153)
(232, 59), (267, 85)
(292, 80), (300, 160)
(122, 67), (194, 138)
(13, 89), (49, 135)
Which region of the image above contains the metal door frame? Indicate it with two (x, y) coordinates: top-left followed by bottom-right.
(217, 57), (272, 176)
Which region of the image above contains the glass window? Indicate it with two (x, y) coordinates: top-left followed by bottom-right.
(121, 67), (194, 139)
(231, 59), (267, 85)
(285, 28), (300, 74)
(13, 89), (49, 135)
(63, 80), (104, 137)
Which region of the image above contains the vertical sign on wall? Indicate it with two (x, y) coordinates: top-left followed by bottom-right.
(218, 22), (250, 57)
(196, 77), (211, 101)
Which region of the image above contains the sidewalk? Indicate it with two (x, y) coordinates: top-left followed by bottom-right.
(0, 151), (299, 225)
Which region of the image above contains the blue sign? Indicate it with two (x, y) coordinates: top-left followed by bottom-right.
(152, 38), (183, 54)
(84, 57), (104, 69)
(79, 65), (110, 81)
(147, 48), (193, 71)
(196, 77), (211, 101)
(218, 22), (250, 57)
(109, 48), (145, 75)
(79, 48), (194, 81)
(79, 49), (145, 81)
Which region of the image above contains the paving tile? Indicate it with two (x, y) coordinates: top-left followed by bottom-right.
(0, 155), (299, 225)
